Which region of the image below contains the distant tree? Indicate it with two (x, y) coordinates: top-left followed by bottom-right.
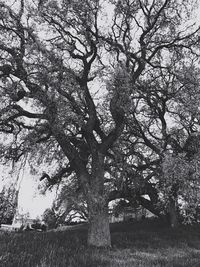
(52, 175), (88, 223)
(31, 216), (47, 231)
(42, 186), (87, 229)
(161, 134), (200, 226)
(0, 186), (17, 225)
(42, 208), (58, 229)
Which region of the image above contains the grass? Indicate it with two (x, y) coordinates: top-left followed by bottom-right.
(1, 219), (200, 266)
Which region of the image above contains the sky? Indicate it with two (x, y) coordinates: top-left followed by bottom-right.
(18, 175), (55, 218)
(0, 163), (55, 219)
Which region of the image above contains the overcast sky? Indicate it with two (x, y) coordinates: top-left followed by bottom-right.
(18, 175), (55, 218)
(0, 163), (55, 218)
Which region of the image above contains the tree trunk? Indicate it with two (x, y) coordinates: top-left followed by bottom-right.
(79, 152), (111, 247)
(87, 204), (111, 247)
(168, 198), (179, 228)
(86, 152), (111, 247)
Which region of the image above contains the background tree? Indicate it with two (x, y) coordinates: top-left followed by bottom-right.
(107, 43), (200, 227)
(41, 175), (88, 229)
(0, 185), (17, 225)
(42, 208), (58, 229)
(52, 175), (88, 223)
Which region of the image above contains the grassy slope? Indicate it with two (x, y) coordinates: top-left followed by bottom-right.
(1, 220), (200, 267)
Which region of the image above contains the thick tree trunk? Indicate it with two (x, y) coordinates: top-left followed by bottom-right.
(87, 206), (111, 247)
(78, 152), (111, 247)
(168, 198), (179, 228)
(86, 152), (111, 247)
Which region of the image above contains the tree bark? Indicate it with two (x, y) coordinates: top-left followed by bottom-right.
(168, 198), (179, 228)
(87, 201), (111, 247)
(81, 152), (111, 247)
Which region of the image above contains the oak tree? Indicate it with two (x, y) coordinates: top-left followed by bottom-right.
(0, 0), (199, 246)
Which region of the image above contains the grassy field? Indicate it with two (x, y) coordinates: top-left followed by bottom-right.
(1, 219), (200, 267)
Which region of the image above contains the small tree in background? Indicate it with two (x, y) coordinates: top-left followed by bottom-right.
(161, 136), (200, 227)
(42, 208), (58, 229)
(0, 186), (17, 225)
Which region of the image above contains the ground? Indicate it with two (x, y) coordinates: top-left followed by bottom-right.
(1, 219), (200, 266)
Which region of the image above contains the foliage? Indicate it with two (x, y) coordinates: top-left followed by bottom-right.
(42, 176), (88, 228)
(109, 55), (200, 223)
(52, 176), (88, 222)
(161, 150), (200, 224)
(0, 186), (17, 225)
(31, 222), (47, 232)
(42, 208), (59, 229)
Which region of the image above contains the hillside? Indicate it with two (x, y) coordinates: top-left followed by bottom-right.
(1, 220), (200, 266)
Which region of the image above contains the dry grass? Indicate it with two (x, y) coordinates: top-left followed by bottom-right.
(1, 220), (200, 266)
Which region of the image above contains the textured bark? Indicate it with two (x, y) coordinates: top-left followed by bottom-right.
(83, 152), (111, 247)
(87, 207), (111, 247)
